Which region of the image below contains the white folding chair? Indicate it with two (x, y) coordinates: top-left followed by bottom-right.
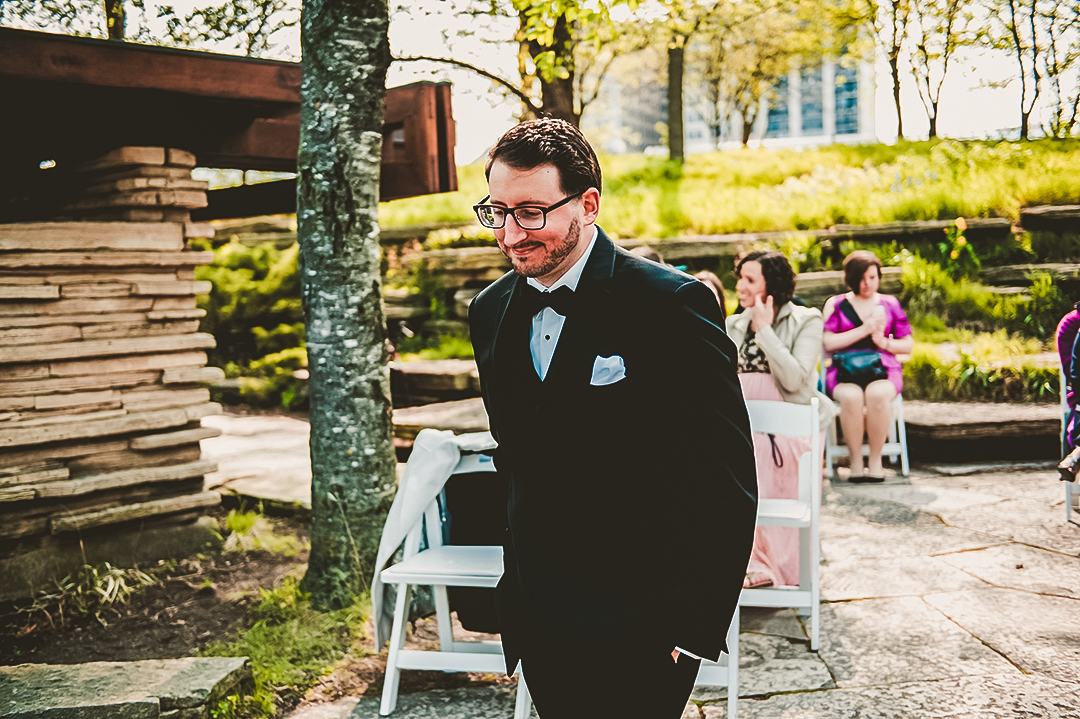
(825, 393), (910, 480)
(1060, 367), (1080, 522)
(693, 607), (742, 718)
(739, 398), (823, 650)
(379, 451), (532, 717)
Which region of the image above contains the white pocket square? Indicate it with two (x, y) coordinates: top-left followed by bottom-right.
(590, 355), (627, 386)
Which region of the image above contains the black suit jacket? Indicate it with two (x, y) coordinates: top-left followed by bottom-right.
(469, 228), (757, 667)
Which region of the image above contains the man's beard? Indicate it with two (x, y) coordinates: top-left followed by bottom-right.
(509, 217), (580, 278)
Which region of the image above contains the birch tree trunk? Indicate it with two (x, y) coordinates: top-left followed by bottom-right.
(668, 43), (685, 163)
(298, 0), (397, 611)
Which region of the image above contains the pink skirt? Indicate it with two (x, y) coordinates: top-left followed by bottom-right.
(740, 373), (819, 588)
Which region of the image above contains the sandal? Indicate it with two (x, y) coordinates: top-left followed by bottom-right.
(1059, 446), (1080, 482)
(849, 474), (885, 484)
(743, 571), (774, 589)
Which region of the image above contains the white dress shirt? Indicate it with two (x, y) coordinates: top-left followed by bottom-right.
(526, 226), (598, 380)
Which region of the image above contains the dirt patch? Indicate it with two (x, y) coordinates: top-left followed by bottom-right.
(298, 612), (517, 711)
(0, 508), (309, 666)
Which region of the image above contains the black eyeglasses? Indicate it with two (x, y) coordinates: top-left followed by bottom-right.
(473, 192), (584, 230)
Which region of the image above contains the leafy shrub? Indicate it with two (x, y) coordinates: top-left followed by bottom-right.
(422, 225), (497, 251)
(397, 333), (474, 361)
(903, 341), (1058, 403)
(901, 255), (1070, 339)
(195, 240), (307, 409)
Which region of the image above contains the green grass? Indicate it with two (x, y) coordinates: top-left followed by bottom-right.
(378, 139), (1080, 239)
(201, 576), (369, 718)
(222, 508), (307, 557)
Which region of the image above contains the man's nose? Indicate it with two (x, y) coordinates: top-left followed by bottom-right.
(501, 216), (530, 245)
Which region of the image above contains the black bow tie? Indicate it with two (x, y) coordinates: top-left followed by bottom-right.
(521, 285), (577, 317)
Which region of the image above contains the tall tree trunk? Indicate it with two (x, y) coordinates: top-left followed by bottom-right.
(667, 43), (685, 163)
(928, 101), (938, 139)
(529, 13), (578, 126)
(104, 0), (124, 39)
(1019, 110), (1030, 140)
(890, 52), (904, 140)
(741, 119), (753, 146)
(298, 0), (396, 611)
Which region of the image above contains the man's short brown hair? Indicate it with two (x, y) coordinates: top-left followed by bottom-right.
(486, 118), (603, 196)
(843, 250), (883, 293)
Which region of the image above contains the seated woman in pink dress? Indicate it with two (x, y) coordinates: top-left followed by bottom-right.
(726, 250), (834, 589)
(822, 251), (913, 482)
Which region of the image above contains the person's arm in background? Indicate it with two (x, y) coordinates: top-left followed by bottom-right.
(872, 296), (913, 357)
(754, 309), (823, 395)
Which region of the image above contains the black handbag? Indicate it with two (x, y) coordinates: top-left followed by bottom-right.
(833, 299), (888, 388)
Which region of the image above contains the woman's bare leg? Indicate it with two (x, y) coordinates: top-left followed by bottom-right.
(864, 380), (898, 477)
(833, 383), (866, 476)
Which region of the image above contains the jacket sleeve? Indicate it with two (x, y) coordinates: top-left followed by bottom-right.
(664, 280), (758, 661)
(754, 309), (824, 395)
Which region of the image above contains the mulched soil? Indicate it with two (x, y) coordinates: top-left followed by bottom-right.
(0, 506), (512, 715)
(0, 507), (309, 666)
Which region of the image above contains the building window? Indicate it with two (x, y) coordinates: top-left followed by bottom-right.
(766, 76), (790, 137)
(835, 69), (859, 135)
(801, 66), (823, 135)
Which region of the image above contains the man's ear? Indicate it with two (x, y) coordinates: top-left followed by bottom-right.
(581, 187), (601, 224)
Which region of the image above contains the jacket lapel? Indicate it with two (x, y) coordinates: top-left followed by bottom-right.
(541, 227), (618, 392)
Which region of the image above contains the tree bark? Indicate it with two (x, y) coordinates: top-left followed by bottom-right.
(529, 13), (578, 126)
(298, 0), (397, 611)
(104, 0), (124, 39)
(667, 43), (685, 163)
(890, 52), (904, 140)
(928, 101), (938, 139)
(742, 119), (754, 146)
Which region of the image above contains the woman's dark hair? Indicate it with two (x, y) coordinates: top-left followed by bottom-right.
(485, 118), (603, 196)
(694, 270), (727, 320)
(843, 250), (883, 293)
(735, 250), (796, 307)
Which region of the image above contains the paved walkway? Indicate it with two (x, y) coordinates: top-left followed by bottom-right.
(198, 414), (1080, 718)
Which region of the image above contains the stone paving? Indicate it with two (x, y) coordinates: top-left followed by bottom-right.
(196, 414), (1080, 718)
(291, 465), (1080, 719)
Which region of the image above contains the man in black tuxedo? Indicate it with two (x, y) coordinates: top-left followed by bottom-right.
(468, 118), (757, 718)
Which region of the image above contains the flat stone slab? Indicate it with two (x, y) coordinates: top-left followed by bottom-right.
(912, 470), (1068, 506)
(700, 673), (1080, 718)
(836, 482), (1005, 514)
(815, 596), (1017, 688)
(820, 555), (987, 601)
(346, 685), (535, 719)
(392, 398), (489, 441)
(392, 360), (479, 393)
(820, 510), (1000, 563)
(903, 401), (1060, 439)
(739, 607), (807, 642)
(201, 414), (313, 509)
(937, 543), (1080, 599)
(691, 634), (833, 701)
(0, 657), (251, 719)
(927, 460), (1055, 476)
(926, 587), (1080, 684)
(937, 497), (1080, 555)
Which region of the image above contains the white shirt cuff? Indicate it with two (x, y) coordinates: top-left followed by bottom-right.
(674, 646), (703, 660)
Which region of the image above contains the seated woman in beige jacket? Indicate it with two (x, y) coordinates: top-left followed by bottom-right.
(725, 250), (834, 589)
